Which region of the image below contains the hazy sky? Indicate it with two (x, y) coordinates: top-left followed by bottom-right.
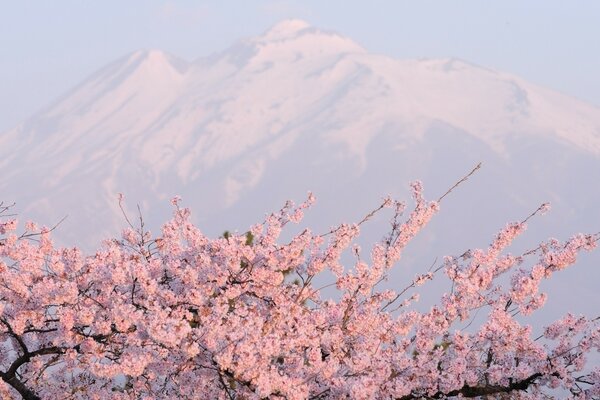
(1, 1), (599, 131)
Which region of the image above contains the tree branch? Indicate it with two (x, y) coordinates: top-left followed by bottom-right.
(397, 372), (543, 399)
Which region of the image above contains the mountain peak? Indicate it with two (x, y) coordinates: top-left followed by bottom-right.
(245, 19), (364, 60)
(263, 19), (311, 40)
(129, 49), (170, 62)
(125, 49), (188, 74)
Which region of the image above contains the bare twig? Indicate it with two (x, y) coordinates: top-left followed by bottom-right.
(437, 162), (482, 203)
(117, 194), (136, 231)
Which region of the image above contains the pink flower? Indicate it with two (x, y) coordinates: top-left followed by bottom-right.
(0, 182), (597, 399)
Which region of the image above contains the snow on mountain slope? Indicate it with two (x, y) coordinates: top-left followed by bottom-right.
(1, 20), (600, 318)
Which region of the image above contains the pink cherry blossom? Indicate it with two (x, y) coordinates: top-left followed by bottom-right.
(0, 180), (598, 399)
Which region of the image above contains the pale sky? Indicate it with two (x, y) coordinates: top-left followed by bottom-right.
(1, 1), (599, 132)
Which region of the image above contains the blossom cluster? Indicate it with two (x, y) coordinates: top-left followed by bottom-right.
(0, 184), (598, 399)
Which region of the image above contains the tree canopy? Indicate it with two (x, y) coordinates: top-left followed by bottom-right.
(0, 173), (598, 399)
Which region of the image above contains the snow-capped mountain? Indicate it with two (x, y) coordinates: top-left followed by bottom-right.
(2, 20), (599, 317)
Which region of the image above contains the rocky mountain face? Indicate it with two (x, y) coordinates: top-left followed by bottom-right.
(2, 19), (599, 317)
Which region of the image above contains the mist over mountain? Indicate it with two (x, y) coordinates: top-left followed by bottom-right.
(2, 19), (599, 318)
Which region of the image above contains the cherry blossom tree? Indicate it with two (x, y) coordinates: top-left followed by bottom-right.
(0, 169), (599, 399)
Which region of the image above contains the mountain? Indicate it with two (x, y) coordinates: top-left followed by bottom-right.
(2, 19), (599, 318)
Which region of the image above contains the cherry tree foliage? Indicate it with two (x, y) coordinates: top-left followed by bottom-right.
(0, 172), (599, 399)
